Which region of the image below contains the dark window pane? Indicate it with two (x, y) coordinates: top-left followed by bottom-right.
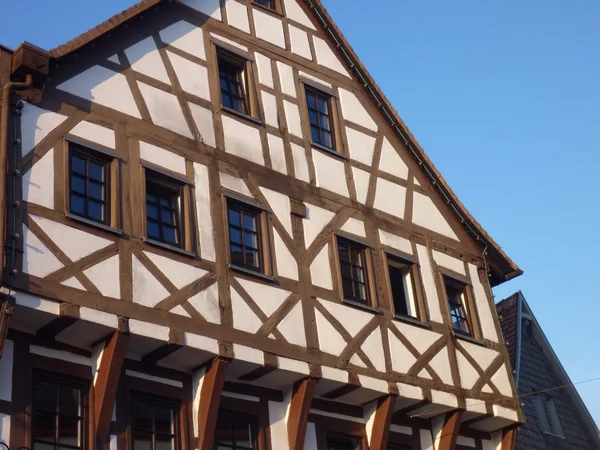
(147, 204), (159, 220)
(69, 149), (108, 223)
(89, 161), (104, 181)
(310, 126), (320, 143)
(147, 221), (161, 240)
(147, 191), (157, 203)
(88, 181), (104, 201)
(243, 213), (256, 231)
(155, 435), (173, 450)
(233, 417), (253, 447)
(132, 431), (152, 450)
(58, 416), (80, 446)
(89, 200), (104, 221)
(215, 414), (234, 446)
(71, 155), (86, 175)
(71, 176), (86, 195)
(154, 407), (173, 434)
(230, 228), (242, 244)
(33, 412), (57, 441)
(228, 208), (241, 226)
(34, 443), (55, 450)
(306, 93), (316, 109)
(244, 231), (258, 249)
(246, 249), (259, 268)
(162, 226), (177, 244)
(58, 387), (80, 417)
(133, 401), (153, 431)
(35, 381), (58, 412)
(146, 177), (182, 247)
(161, 209), (175, 225)
(228, 204), (263, 273)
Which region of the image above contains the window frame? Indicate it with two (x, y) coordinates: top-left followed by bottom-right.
(217, 394), (271, 450)
(224, 194), (273, 279)
(334, 235), (377, 310)
(303, 83), (343, 155)
(215, 44), (261, 122)
(440, 274), (481, 339)
(384, 250), (427, 324)
(215, 409), (260, 450)
(252, 0), (282, 14)
(130, 392), (182, 450)
(143, 165), (196, 256)
(535, 395), (565, 439)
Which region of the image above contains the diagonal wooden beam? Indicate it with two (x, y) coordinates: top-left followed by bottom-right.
(501, 427), (518, 450)
(95, 329), (129, 443)
(198, 356), (229, 450)
(0, 296), (15, 358)
(369, 395), (396, 450)
(287, 377), (318, 450)
(438, 410), (463, 450)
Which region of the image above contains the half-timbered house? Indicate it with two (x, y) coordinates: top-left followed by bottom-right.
(0, 1), (523, 449)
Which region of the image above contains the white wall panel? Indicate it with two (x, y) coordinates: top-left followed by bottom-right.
(168, 52), (211, 100)
(180, 0), (222, 20)
(194, 163), (216, 261)
(291, 143), (310, 182)
(22, 148), (54, 209)
(70, 121), (115, 149)
(313, 150), (349, 197)
(159, 21), (206, 60)
(289, 25), (312, 59)
(21, 104), (68, 156)
(373, 178), (406, 218)
(225, 0), (250, 33)
(413, 192), (459, 240)
(254, 10), (285, 48)
(222, 116), (264, 165)
(339, 89), (377, 131)
(84, 255), (121, 299)
(378, 138), (408, 179)
(140, 141), (187, 175)
(267, 134), (287, 174)
(277, 62), (297, 98)
(138, 82), (192, 138)
(125, 37), (170, 84)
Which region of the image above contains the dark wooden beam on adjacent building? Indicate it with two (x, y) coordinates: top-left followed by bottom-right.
(369, 395), (396, 450)
(501, 427), (518, 450)
(287, 377), (318, 450)
(438, 410), (463, 450)
(197, 356), (229, 450)
(0, 295), (15, 358)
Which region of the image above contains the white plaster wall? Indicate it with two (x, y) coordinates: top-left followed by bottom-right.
(351, 167), (370, 204)
(268, 400), (289, 447)
(83, 255), (121, 299)
(390, 424), (412, 435)
(70, 121), (115, 149)
(363, 401), (377, 446)
(255, 53), (274, 88)
(341, 217), (366, 238)
(289, 25), (312, 60)
(483, 432), (503, 450)
(413, 192), (459, 240)
(159, 21), (206, 60)
(210, 33), (248, 51)
(319, 298), (371, 336)
(23, 148), (54, 209)
(30, 345), (92, 367)
(222, 116), (264, 165)
(284, 101), (303, 138)
(225, 0), (250, 33)
(237, 278), (291, 317)
(124, 37), (170, 84)
(189, 103), (216, 147)
(416, 244), (443, 322)
(267, 134), (287, 174)
(129, 319), (170, 341)
(145, 251), (207, 289)
(0, 340), (13, 401)
(379, 230), (412, 254)
(0, 413), (10, 445)
(388, 329), (416, 373)
(110, 435), (117, 450)
(262, 91), (279, 128)
(231, 288), (263, 333)
(140, 141), (187, 175)
(379, 137), (409, 179)
(21, 104), (67, 156)
(420, 429), (434, 450)
(168, 52), (211, 100)
(456, 351), (480, 390)
(313, 37), (351, 77)
(180, 0), (222, 20)
(259, 187), (292, 235)
(457, 436), (476, 448)
(220, 172), (252, 196)
(22, 224), (63, 278)
(277, 62), (297, 98)
(284, 0), (316, 29)
(194, 163), (216, 261)
(57, 66), (140, 118)
(346, 127), (376, 166)
(339, 89), (377, 131)
(30, 214), (112, 262)
(315, 308), (346, 356)
(373, 178), (406, 218)
(361, 327), (386, 372)
(62, 277), (85, 290)
(132, 255), (169, 307)
(491, 367), (514, 397)
(313, 150), (349, 197)
(468, 264), (499, 342)
(299, 71), (331, 88)
(310, 246), (332, 290)
(188, 284), (221, 324)
(291, 143), (310, 182)
(254, 10), (286, 48)
(277, 301), (306, 347)
(432, 250), (466, 275)
(191, 366), (206, 436)
(429, 347), (454, 385)
(396, 322), (441, 354)
(138, 82), (192, 138)
(303, 423), (318, 450)
(303, 203), (335, 247)
(461, 341), (499, 372)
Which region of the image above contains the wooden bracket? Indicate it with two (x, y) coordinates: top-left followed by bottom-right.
(438, 410), (463, 450)
(197, 356), (229, 450)
(94, 330), (129, 443)
(369, 395), (396, 450)
(0, 295), (15, 358)
(501, 427), (518, 450)
(287, 377), (318, 450)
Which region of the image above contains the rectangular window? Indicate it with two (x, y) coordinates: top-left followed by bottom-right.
(227, 200), (268, 274)
(443, 276), (476, 336)
(253, 0), (276, 10)
(326, 435), (360, 450)
(69, 146), (109, 224)
(131, 395), (179, 450)
(536, 395), (565, 438)
(215, 410), (258, 450)
(217, 48), (258, 119)
(306, 87), (335, 150)
(32, 373), (86, 450)
(387, 255), (420, 320)
(338, 237), (371, 306)
(145, 172), (183, 248)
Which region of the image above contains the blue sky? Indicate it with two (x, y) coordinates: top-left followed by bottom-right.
(2, 0), (599, 424)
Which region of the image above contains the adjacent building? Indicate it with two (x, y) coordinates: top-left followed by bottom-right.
(0, 1), (524, 449)
(497, 292), (600, 449)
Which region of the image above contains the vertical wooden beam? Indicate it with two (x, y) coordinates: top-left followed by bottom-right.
(287, 377), (318, 450)
(501, 428), (518, 450)
(369, 395), (396, 450)
(0, 296), (15, 358)
(94, 330), (129, 443)
(197, 356), (229, 450)
(438, 410), (463, 450)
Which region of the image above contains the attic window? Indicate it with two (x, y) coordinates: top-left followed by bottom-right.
(216, 47), (259, 120)
(535, 395), (565, 438)
(253, 0), (277, 10)
(442, 275), (479, 338)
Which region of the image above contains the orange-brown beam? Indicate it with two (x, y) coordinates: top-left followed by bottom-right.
(94, 330), (129, 443)
(287, 377), (318, 450)
(438, 410), (463, 450)
(0, 297), (15, 358)
(198, 356), (229, 450)
(369, 395), (396, 450)
(501, 427), (518, 450)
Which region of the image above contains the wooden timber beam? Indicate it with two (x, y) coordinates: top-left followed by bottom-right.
(0, 295), (15, 358)
(369, 395), (396, 450)
(501, 427), (518, 450)
(287, 377), (318, 450)
(437, 410), (463, 450)
(94, 329), (129, 443)
(197, 356), (229, 450)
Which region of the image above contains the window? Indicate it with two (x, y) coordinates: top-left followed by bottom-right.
(217, 48), (258, 119)
(387, 254), (420, 320)
(146, 173), (183, 248)
(443, 276), (476, 336)
(131, 395), (179, 450)
(535, 395), (565, 438)
(32, 373), (86, 450)
(306, 87), (335, 150)
(69, 145), (109, 224)
(215, 411), (258, 450)
(227, 200), (268, 274)
(337, 237), (371, 306)
(326, 435), (360, 450)
(253, 0), (276, 10)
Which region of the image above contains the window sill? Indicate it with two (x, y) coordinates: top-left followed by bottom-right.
(221, 106), (264, 127)
(394, 314), (430, 329)
(312, 142), (346, 160)
(230, 264), (277, 284)
(342, 298), (383, 315)
(144, 238), (198, 259)
(453, 331), (486, 347)
(67, 213), (123, 237)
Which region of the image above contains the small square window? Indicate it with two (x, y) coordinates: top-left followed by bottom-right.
(443, 276), (476, 336)
(326, 435), (360, 450)
(69, 145), (110, 224)
(227, 199), (269, 274)
(146, 175), (183, 248)
(337, 237), (371, 306)
(217, 48), (258, 119)
(387, 254), (420, 320)
(215, 410), (258, 450)
(305, 87), (336, 151)
(253, 0), (277, 10)
(131, 395), (179, 450)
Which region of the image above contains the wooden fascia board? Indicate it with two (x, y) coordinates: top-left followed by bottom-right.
(368, 395), (396, 450)
(197, 356), (229, 450)
(287, 377), (318, 450)
(437, 410), (463, 450)
(95, 330), (129, 443)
